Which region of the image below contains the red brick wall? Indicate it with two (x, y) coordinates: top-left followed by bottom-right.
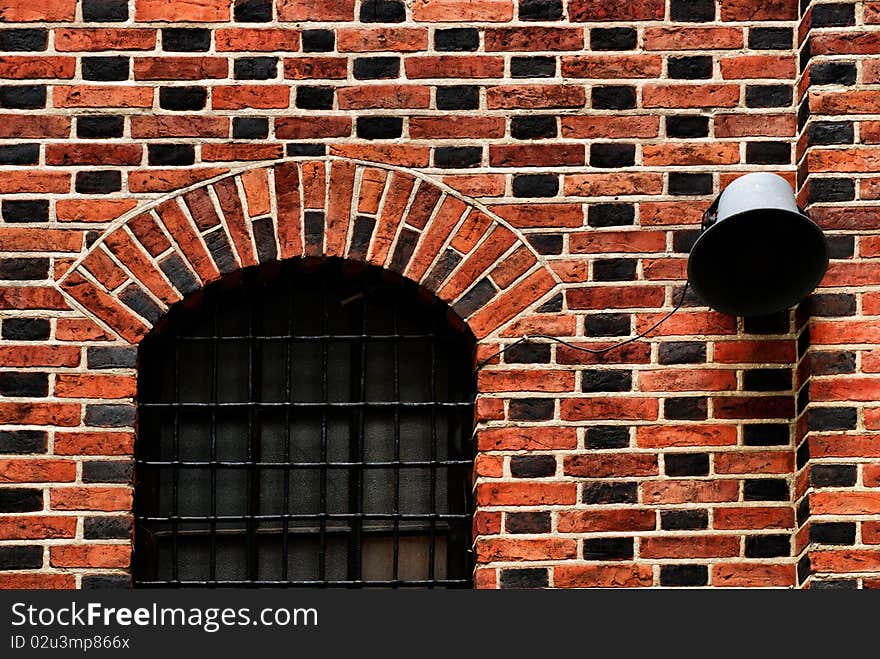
(795, 0), (880, 589)
(0, 0), (872, 589)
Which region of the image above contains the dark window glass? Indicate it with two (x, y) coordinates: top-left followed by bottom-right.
(135, 260), (475, 588)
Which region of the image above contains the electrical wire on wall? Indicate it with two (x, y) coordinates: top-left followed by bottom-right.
(476, 281), (691, 371)
(474, 200), (712, 371)
(476, 169), (830, 373)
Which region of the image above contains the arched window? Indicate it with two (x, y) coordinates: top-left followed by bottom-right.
(133, 260), (475, 588)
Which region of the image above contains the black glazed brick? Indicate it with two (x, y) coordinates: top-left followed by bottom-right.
(510, 455), (556, 478)
(810, 464), (857, 488)
(162, 29), (211, 52)
(353, 57), (400, 80)
(810, 522), (856, 545)
(233, 117), (269, 140)
(148, 144), (195, 166)
(83, 460), (133, 484)
(203, 229), (237, 274)
(3, 318), (51, 341)
(508, 398), (554, 421)
(746, 85), (793, 108)
(667, 116), (709, 138)
(746, 141), (790, 165)
(77, 115), (124, 139)
(586, 426), (630, 449)
(293, 145), (329, 167)
(670, 0), (715, 22)
(85, 405), (136, 428)
(0, 29), (48, 51)
(500, 568), (548, 589)
(511, 115), (557, 139)
(0, 488), (42, 513)
(581, 369), (632, 393)
(506, 512), (551, 534)
(582, 537), (633, 560)
(434, 146), (482, 168)
(749, 27), (792, 50)
(745, 535), (791, 558)
(820, 236), (854, 259)
(810, 61), (856, 86)
(669, 173), (713, 195)
(119, 283), (162, 323)
(360, 0), (406, 22)
(436, 85), (479, 110)
(84, 516), (132, 540)
(673, 230), (700, 254)
(296, 86), (334, 110)
(82, 575), (131, 589)
(160, 254), (200, 295)
(584, 313), (630, 336)
(504, 343), (551, 364)
(302, 29), (335, 52)
(513, 174), (558, 198)
(2, 200), (48, 223)
(435, 28), (478, 52)
(520, 0), (563, 21)
(511, 56), (555, 78)
(592, 86), (636, 109)
(0, 546), (42, 570)
(743, 424), (790, 446)
(664, 397), (708, 421)
(810, 350), (856, 374)
(593, 258), (636, 282)
(87, 347), (136, 369)
(659, 342), (706, 365)
(808, 407), (857, 431)
(743, 479), (789, 501)
(82, 56), (129, 81)
(0, 86), (46, 109)
(0, 144), (38, 166)
(588, 203), (634, 227)
(797, 498), (810, 528)
(810, 178), (855, 203)
(590, 143), (635, 168)
(388, 228), (418, 274)
(665, 453), (709, 477)
(582, 481), (637, 505)
(743, 369), (792, 392)
(453, 278), (496, 318)
(811, 3), (855, 27)
(590, 28), (636, 51)
(0, 430), (47, 454)
(811, 579), (858, 590)
(661, 510), (708, 531)
(234, 57), (278, 80)
(661, 564), (708, 587)
(292, 143), (334, 159)
(75, 171), (122, 194)
(0, 372), (48, 397)
(668, 56), (713, 80)
(234, 0), (272, 22)
(797, 555), (811, 585)
(529, 235), (562, 255)
(807, 121), (855, 145)
(744, 311), (790, 334)
(356, 116), (403, 140)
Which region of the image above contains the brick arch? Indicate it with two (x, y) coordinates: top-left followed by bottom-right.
(56, 157), (559, 346)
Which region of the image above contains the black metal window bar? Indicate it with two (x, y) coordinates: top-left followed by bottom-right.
(134, 259), (475, 588)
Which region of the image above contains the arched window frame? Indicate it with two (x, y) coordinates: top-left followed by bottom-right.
(133, 259), (476, 588)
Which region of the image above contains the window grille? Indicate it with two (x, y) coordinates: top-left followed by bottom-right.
(134, 260), (475, 588)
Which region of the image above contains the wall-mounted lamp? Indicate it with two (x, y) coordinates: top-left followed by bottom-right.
(482, 172), (831, 369)
(687, 172), (829, 317)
